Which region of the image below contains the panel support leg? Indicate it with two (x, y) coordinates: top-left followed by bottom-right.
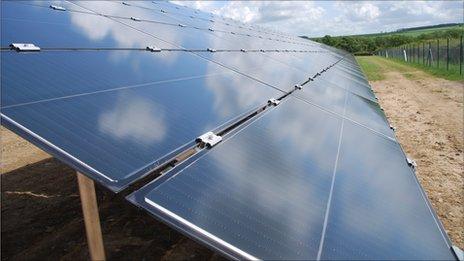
(77, 172), (106, 261)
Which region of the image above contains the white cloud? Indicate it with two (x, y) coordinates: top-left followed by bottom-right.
(172, 1), (462, 37)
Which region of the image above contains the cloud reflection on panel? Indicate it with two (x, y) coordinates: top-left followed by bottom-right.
(186, 98), (343, 258)
(204, 72), (268, 119)
(99, 94), (167, 144)
(67, 1), (182, 63)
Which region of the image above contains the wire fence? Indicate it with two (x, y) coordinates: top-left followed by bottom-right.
(377, 36), (463, 75)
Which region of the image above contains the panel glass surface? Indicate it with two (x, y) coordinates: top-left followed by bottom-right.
(1, 51), (234, 107)
(131, 97), (343, 259)
(320, 120), (454, 260)
(345, 93), (395, 138)
(2, 68), (280, 191)
(1, 1), (171, 49)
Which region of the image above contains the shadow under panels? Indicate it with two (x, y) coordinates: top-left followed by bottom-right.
(129, 97), (453, 260)
(1, 49), (282, 191)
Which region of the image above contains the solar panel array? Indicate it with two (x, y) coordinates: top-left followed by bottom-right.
(1, 1), (457, 259)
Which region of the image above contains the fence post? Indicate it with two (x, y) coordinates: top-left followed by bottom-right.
(460, 35), (463, 75)
(417, 44), (419, 64)
(447, 38), (449, 70)
(428, 42), (432, 67)
(437, 39), (439, 68)
(423, 42), (425, 65)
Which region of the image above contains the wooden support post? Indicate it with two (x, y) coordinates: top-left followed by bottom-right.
(77, 172), (106, 261)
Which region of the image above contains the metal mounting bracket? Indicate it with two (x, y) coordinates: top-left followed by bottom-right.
(207, 48), (216, 53)
(406, 157), (417, 170)
(208, 28), (214, 32)
(294, 84), (302, 90)
(122, 2), (130, 6)
(10, 43), (40, 52)
(389, 124), (396, 131)
(268, 98), (280, 106)
(130, 17), (141, 21)
(240, 49), (247, 52)
(146, 46), (161, 52)
(178, 23), (186, 27)
(50, 5), (66, 11)
(196, 132), (222, 148)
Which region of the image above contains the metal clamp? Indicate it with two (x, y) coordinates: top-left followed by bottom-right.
(50, 5), (66, 11)
(208, 28), (214, 32)
(130, 17), (141, 21)
(294, 84), (302, 90)
(122, 2), (130, 6)
(406, 157), (417, 170)
(389, 124), (396, 131)
(207, 48), (216, 53)
(10, 43), (40, 52)
(178, 23), (186, 27)
(196, 132), (222, 148)
(240, 49), (247, 52)
(146, 46), (161, 52)
(268, 98), (280, 106)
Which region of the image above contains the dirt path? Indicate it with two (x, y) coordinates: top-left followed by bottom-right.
(365, 57), (464, 249)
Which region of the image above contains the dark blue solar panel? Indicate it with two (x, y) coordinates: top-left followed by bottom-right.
(1, 1), (172, 49)
(319, 120), (454, 260)
(130, 95), (454, 260)
(129, 97), (343, 259)
(2, 70), (280, 191)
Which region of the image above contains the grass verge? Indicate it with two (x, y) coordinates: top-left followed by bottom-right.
(356, 56), (464, 81)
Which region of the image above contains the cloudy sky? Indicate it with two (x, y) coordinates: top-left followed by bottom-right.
(172, 1), (463, 37)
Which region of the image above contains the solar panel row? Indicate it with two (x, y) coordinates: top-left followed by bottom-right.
(0, 1), (457, 259)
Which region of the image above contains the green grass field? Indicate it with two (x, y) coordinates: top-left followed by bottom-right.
(356, 56), (464, 82)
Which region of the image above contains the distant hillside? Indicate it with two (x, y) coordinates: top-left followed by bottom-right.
(301, 23), (463, 54)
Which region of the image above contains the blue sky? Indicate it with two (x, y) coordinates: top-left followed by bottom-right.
(172, 1), (463, 37)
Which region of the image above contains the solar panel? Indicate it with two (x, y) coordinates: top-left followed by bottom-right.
(1, 0), (458, 259)
(129, 96), (453, 260)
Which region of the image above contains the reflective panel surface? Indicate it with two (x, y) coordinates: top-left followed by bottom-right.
(2, 49), (281, 190)
(131, 97), (343, 259)
(320, 121), (454, 260)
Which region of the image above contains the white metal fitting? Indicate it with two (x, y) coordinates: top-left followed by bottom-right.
(50, 5), (66, 11)
(208, 28), (214, 32)
(196, 132), (222, 148)
(406, 158), (417, 170)
(207, 48), (216, 53)
(294, 84), (303, 90)
(10, 43), (40, 52)
(178, 23), (186, 27)
(268, 98), (280, 106)
(146, 46), (161, 52)
(240, 49), (247, 52)
(130, 17), (141, 21)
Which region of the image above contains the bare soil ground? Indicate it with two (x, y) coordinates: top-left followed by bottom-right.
(1, 58), (462, 259)
(1, 128), (223, 260)
(363, 57), (464, 249)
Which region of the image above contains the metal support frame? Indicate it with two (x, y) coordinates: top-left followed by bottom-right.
(77, 172), (106, 261)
